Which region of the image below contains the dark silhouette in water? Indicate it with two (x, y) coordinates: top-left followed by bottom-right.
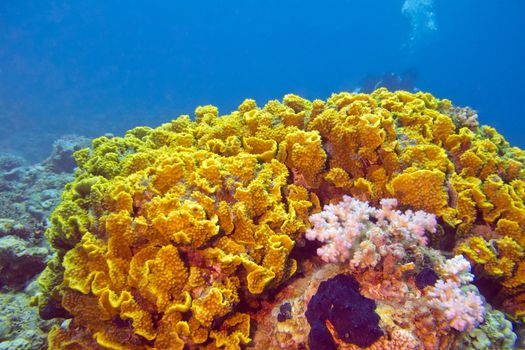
(358, 68), (418, 93)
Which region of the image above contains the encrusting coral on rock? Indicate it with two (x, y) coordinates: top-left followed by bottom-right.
(37, 89), (524, 349)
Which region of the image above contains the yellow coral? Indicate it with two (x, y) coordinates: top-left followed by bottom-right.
(502, 261), (525, 289)
(457, 237), (496, 265)
(40, 89), (525, 348)
(388, 169), (457, 225)
(400, 144), (454, 174)
(496, 236), (524, 261)
(192, 288), (232, 327)
(279, 129), (327, 188)
(242, 136), (277, 162)
(62, 232), (109, 295)
(210, 313), (251, 350)
(496, 218), (524, 246)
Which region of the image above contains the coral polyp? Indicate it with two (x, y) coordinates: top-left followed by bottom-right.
(38, 89), (524, 349)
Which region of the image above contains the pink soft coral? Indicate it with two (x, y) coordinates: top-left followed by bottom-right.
(305, 196), (437, 267)
(426, 279), (485, 332)
(424, 255), (485, 332)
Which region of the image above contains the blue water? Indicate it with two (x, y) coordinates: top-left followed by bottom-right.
(1, 1), (524, 161)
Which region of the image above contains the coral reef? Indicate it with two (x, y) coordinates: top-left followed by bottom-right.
(0, 136), (84, 290)
(0, 154), (26, 171)
(38, 89), (525, 349)
(0, 135), (89, 290)
(0, 233), (49, 290)
(0, 135), (89, 230)
(0, 281), (57, 350)
(0, 135), (87, 348)
(41, 135), (91, 173)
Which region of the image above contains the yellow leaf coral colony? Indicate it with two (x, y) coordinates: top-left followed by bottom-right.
(39, 89), (525, 349)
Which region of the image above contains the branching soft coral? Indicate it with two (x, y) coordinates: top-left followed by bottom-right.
(427, 280), (485, 332)
(427, 257), (485, 332)
(305, 195), (437, 268)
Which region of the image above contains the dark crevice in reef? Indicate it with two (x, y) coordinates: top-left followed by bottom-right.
(473, 274), (504, 307)
(290, 237), (322, 263)
(428, 218), (456, 253)
(415, 267), (439, 290)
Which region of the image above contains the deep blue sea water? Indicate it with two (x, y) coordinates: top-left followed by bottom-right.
(1, 1), (524, 161)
